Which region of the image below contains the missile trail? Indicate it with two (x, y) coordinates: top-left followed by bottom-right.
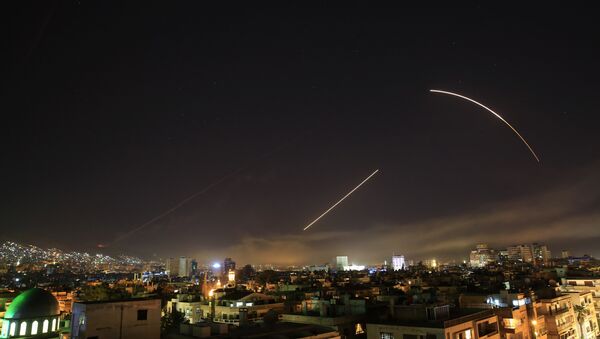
(303, 169), (380, 231)
(106, 166), (246, 247)
(430, 89), (540, 163)
(105, 128), (319, 247)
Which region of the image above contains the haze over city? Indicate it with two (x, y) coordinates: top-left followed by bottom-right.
(3, 4), (600, 339)
(3, 3), (600, 265)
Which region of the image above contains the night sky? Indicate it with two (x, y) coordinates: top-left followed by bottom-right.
(3, 3), (600, 265)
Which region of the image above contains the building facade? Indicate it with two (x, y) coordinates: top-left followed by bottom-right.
(507, 245), (534, 263)
(367, 309), (500, 339)
(393, 255), (406, 271)
(535, 294), (578, 339)
(179, 256), (189, 277)
(470, 244), (496, 268)
(70, 298), (161, 339)
(336, 256), (349, 271)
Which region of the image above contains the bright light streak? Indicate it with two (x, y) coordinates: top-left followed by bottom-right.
(303, 169), (379, 231)
(212, 263), (221, 269)
(430, 89), (540, 163)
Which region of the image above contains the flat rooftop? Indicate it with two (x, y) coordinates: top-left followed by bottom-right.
(75, 297), (161, 305)
(369, 309), (495, 329)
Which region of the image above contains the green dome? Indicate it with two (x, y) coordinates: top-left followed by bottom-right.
(4, 288), (60, 319)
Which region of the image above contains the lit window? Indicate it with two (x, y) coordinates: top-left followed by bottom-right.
(381, 332), (394, 339)
(20, 321), (27, 336)
(52, 318), (57, 331)
(43, 319), (49, 333)
(32, 321), (39, 335)
(9, 322), (16, 336)
(1, 320), (9, 337)
(465, 329), (472, 339)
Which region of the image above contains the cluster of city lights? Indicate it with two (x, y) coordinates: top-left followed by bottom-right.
(0, 241), (144, 272)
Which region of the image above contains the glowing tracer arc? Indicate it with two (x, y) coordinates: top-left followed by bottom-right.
(430, 89), (540, 163)
(303, 169), (379, 231)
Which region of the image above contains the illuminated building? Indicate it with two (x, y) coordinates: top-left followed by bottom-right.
(532, 243), (552, 265)
(507, 245), (534, 263)
(343, 264), (366, 271)
(167, 292), (284, 326)
(51, 291), (73, 314)
(0, 288), (60, 338)
(71, 298), (161, 339)
(461, 291), (534, 339)
(561, 291), (600, 339)
(423, 259), (437, 269)
(179, 256), (190, 277)
(536, 294), (578, 339)
(227, 270), (236, 286)
(367, 307), (500, 339)
(282, 294), (366, 335)
(166, 257), (179, 276)
(166, 294), (204, 324)
(392, 255), (405, 271)
(561, 278), (600, 327)
(469, 243), (496, 267)
(561, 250), (570, 259)
(336, 256), (349, 271)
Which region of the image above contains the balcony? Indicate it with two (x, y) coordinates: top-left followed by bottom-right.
(556, 321), (574, 332)
(550, 307), (570, 316)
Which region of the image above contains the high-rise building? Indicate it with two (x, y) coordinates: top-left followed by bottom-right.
(561, 250), (570, 259)
(223, 257), (236, 275)
(178, 256), (189, 277)
(423, 259), (437, 268)
(469, 243), (496, 267)
(532, 243), (552, 265)
(336, 256), (349, 271)
(392, 255), (406, 271)
(190, 259), (198, 276)
(507, 245), (534, 263)
(166, 258), (179, 276)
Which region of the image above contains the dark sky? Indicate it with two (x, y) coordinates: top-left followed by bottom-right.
(2, 2), (600, 265)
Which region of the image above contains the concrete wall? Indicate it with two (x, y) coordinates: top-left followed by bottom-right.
(366, 323), (445, 339)
(71, 299), (160, 339)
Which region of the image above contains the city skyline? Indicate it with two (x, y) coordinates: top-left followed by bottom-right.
(3, 3), (600, 263)
(0, 239), (587, 268)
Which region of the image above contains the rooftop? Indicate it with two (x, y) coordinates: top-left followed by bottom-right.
(369, 309), (496, 329)
(75, 296), (161, 305)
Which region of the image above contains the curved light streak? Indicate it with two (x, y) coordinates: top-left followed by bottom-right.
(303, 169), (379, 231)
(430, 89), (540, 163)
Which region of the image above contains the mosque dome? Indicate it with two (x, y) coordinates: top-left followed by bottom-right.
(4, 288), (60, 320)
(1, 288), (61, 338)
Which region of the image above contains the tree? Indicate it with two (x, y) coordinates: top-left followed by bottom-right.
(256, 270), (276, 285)
(161, 308), (185, 334)
(240, 264), (256, 282)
